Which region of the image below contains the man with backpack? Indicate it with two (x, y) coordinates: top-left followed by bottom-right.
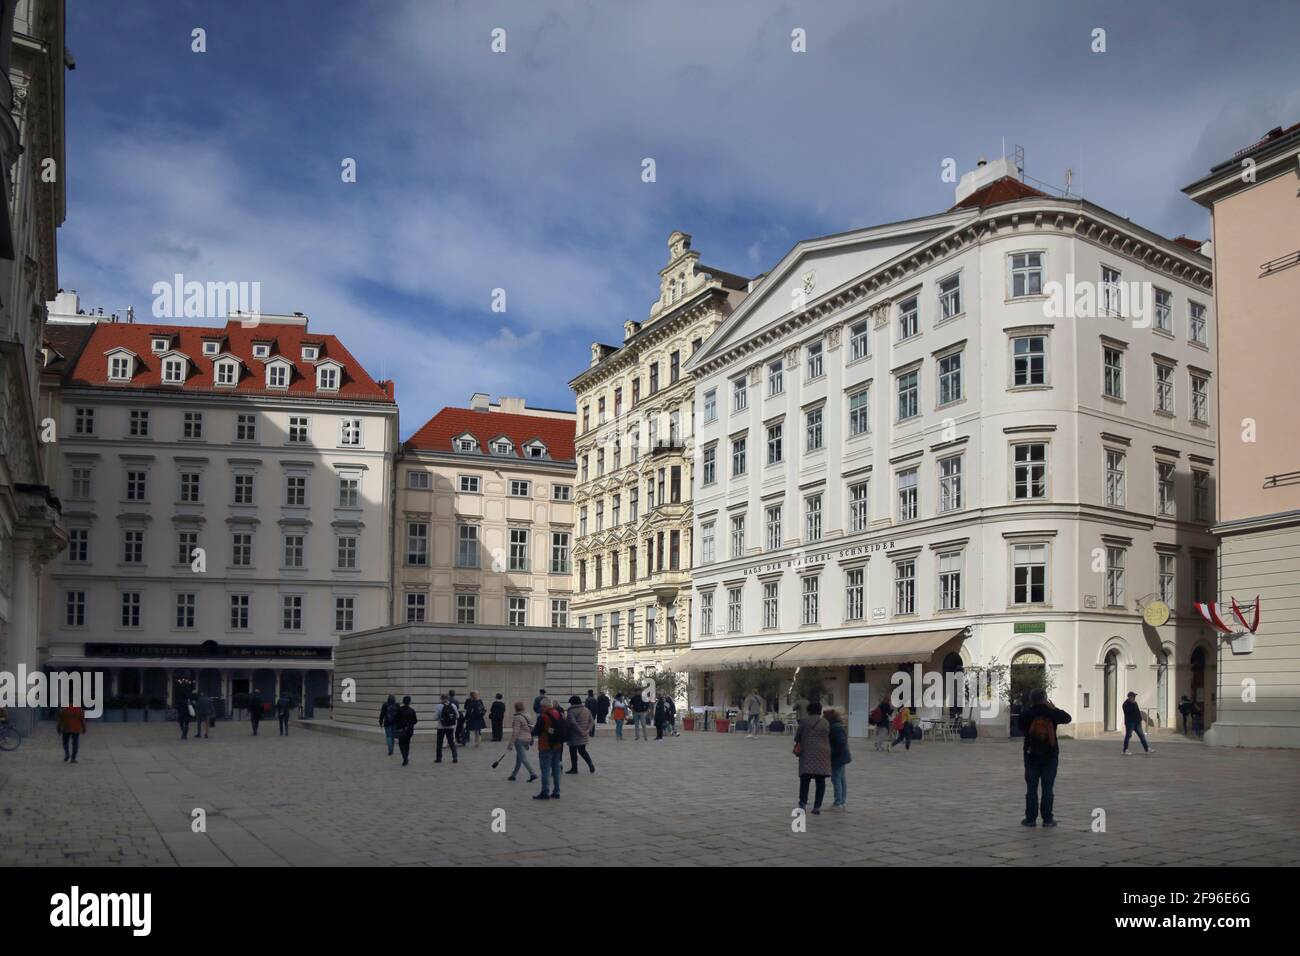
(379, 694), (400, 755)
(1018, 688), (1072, 827)
(532, 698), (569, 799)
(436, 693), (460, 763)
(1121, 691), (1153, 755)
(394, 695), (417, 766)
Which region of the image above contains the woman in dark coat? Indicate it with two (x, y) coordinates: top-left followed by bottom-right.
(465, 692), (487, 747)
(794, 701), (832, 814)
(489, 693), (507, 742)
(826, 708), (851, 811)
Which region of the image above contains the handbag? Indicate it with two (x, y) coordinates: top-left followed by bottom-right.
(792, 740), (801, 756)
(187, 703), (196, 718)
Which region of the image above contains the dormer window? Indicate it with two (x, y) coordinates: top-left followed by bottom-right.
(491, 438), (514, 456)
(151, 337), (169, 353)
(108, 354), (133, 381)
(266, 360), (291, 389)
(161, 357), (186, 384)
(316, 363), (341, 391)
(214, 359), (238, 387)
(526, 441), (548, 459)
(302, 345), (319, 361)
(454, 434), (479, 453)
(202, 341), (220, 356)
(252, 343), (271, 359)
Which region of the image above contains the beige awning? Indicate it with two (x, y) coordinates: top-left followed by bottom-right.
(668, 641), (802, 671)
(774, 628), (965, 668)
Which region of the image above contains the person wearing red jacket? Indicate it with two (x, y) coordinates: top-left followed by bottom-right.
(532, 699), (567, 800)
(56, 705), (87, 763)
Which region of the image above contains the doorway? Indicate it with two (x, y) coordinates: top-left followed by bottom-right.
(1103, 650), (1119, 732)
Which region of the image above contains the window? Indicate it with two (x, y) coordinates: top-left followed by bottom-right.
(938, 455), (963, 512)
(231, 532), (253, 567)
(897, 468), (918, 521)
(730, 514), (745, 559)
(182, 411), (204, 439)
(456, 593), (477, 625)
(456, 435), (478, 453)
(765, 504), (782, 550)
(630, 489), (639, 522)
(699, 591), (714, 635)
(768, 359), (784, 396)
(109, 355), (132, 381)
(1193, 556), (1211, 603)
(1190, 373), (1209, 424)
(508, 596), (528, 627)
(285, 475), (307, 506)
(65, 590), (86, 629)
(120, 591), (142, 628)
(806, 341), (824, 379)
(1154, 288), (1172, 333)
(253, 343), (270, 359)
(289, 416), (309, 443)
(282, 594), (304, 631)
(702, 445), (717, 485)
(764, 422), (783, 465)
(129, 409), (150, 437)
(71, 466), (92, 499)
(1155, 362), (1175, 413)
(448, 523), (476, 568)
(405, 592), (427, 623)
(1159, 553), (1177, 605)
(1193, 471), (1211, 522)
(176, 530), (198, 565)
(317, 365), (339, 390)
(510, 480), (531, 497)
(230, 594), (250, 630)
(938, 350), (963, 405)
(1105, 450), (1126, 507)
(1014, 443), (1047, 500)
(509, 528), (529, 571)
(732, 377), (748, 412)
(67, 528), (89, 562)
(123, 529), (144, 563)
(850, 320), (870, 361)
(795, 574), (816, 629)
(848, 388), (869, 437)
(614, 388), (623, 417)
(550, 532), (571, 573)
(805, 407), (823, 452)
(337, 474), (360, 508)
(539, 598), (565, 631)
(804, 494), (822, 542)
(938, 273), (962, 320)
(552, 484), (572, 501)
(646, 605), (658, 645)
(283, 533), (305, 569)
(459, 475), (480, 494)
(896, 370), (919, 421)
(649, 362), (659, 394)
(1189, 302), (1207, 345)
(1013, 544), (1047, 604)
(595, 501), (604, 532)
(233, 473), (255, 505)
(215, 361), (237, 387)
(336, 535), (357, 569)
(162, 358), (186, 384)
(938, 551), (962, 610)
(1011, 335), (1046, 387)
(175, 593), (197, 629)
(494, 438), (514, 456)
(406, 522), (429, 566)
(731, 437), (747, 477)
(848, 481), (869, 532)
(126, 470), (148, 501)
(267, 363), (289, 388)
(1101, 265), (1123, 316)
(408, 471), (431, 490)
(151, 338), (169, 353)
(74, 407), (95, 435)
(302, 346), (319, 362)
(1103, 347), (1124, 399)
(845, 567), (865, 621)
(763, 581), (780, 628)
(180, 471), (201, 503)
(1106, 547), (1126, 607)
(727, 587), (743, 633)
(897, 295), (919, 340)
(1157, 461), (1176, 517)
(701, 521), (716, 563)
(1010, 252), (1043, 297)
(894, 560), (916, 615)
(234, 413), (257, 442)
(340, 418), (363, 447)
(704, 389), (718, 423)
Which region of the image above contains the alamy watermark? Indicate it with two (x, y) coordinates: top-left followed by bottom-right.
(152, 273), (261, 323)
(889, 663), (1000, 718)
(0, 667), (104, 718)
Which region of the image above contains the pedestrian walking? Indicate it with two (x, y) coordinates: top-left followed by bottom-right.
(612, 693), (627, 739)
(826, 708), (851, 811)
(1121, 691), (1153, 755)
(489, 693), (507, 742)
(794, 701), (831, 814)
(1178, 695), (1200, 735)
(507, 702), (538, 782)
(276, 692), (293, 736)
(872, 696), (894, 750)
(595, 690), (610, 725)
(395, 695), (417, 766)
(533, 698), (568, 799)
(465, 691), (487, 747)
(665, 694), (679, 735)
(248, 689), (264, 736)
(631, 688), (650, 740)
(193, 692), (213, 739)
(435, 693), (460, 763)
(532, 689), (547, 715)
(56, 703), (87, 764)
(1019, 688), (1071, 827)
(743, 689), (764, 737)
(177, 688), (193, 740)
(584, 689), (598, 736)
(379, 694), (399, 755)
(653, 692), (671, 740)
(890, 702), (912, 752)
(564, 695), (596, 774)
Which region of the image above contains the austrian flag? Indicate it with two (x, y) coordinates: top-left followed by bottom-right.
(1194, 597), (1261, 634)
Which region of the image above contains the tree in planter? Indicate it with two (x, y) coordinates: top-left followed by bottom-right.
(792, 667), (828, 705)
(601, 671), (643, 700)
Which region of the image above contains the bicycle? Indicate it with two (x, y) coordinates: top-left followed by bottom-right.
(0, 722), (21, 752)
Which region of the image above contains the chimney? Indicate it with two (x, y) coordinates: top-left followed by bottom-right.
(954, 155), (1019, 205)
(498, 396), (526, 415)
(469, 392), (490, 412)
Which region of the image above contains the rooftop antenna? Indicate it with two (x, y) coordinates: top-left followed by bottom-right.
(1064, 168), (1074, 197)
(1013, 144), (1025, 181)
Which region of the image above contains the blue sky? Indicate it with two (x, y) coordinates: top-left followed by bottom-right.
(60, 0), (1300, 438)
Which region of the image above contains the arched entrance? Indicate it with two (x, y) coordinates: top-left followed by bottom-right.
(1156, 649), (1170, 729)
(942, 652), (965, 718)
(1103, 650), (1119, 732)
(1009, 649), (1047, 736)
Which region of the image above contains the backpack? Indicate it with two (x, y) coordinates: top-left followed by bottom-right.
(440, 703), (459, 727)
(868, 707), (882, 725)
(543, 710), (574, 744)
(384, 702), (399, 725)
(1026, 714), (1057, 756)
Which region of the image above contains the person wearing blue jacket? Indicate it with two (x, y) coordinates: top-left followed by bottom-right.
(826, 708), (852, 811)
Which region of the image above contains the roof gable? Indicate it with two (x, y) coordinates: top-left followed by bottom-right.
(407, 407), (576, 461)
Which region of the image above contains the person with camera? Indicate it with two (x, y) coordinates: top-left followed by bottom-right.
(1018, 688), (1072, 828)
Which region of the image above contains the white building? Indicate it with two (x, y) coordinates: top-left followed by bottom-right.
(677, 159), (1220, 738)
(40, 300), (398, 715)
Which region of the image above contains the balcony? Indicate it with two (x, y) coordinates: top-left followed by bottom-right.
(650, 438), (687, 457)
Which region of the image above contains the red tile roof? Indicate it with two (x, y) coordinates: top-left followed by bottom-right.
(406, 407), (576, 461)
(1171, 236), (1206, 252)
(62, 319), (394, 402)
(949, 176), (1050, 211)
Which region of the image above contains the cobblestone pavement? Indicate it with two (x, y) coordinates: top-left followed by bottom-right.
(1, 721), (1297, 866)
